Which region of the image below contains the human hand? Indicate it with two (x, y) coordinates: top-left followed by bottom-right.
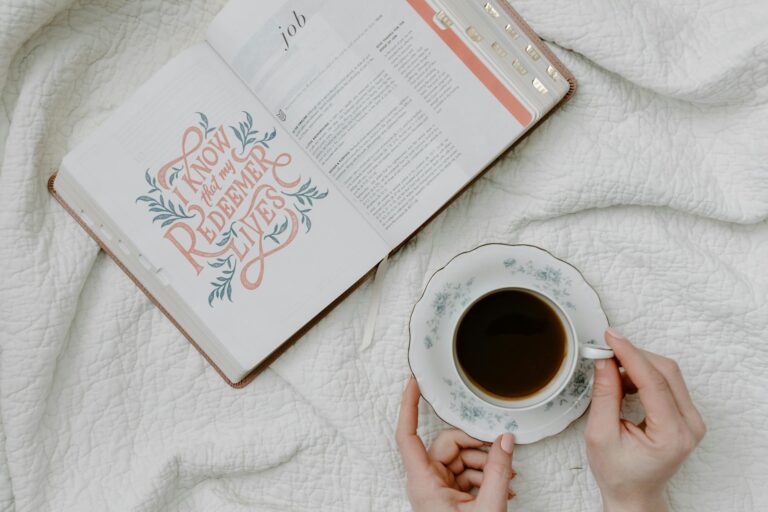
(585, 328), (706, 512)
(396, 377), (516, 512)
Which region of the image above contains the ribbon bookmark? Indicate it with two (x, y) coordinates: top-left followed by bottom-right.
(360, 254), (390, 351)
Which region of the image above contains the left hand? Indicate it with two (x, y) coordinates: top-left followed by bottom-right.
(396, 377), (517, 512)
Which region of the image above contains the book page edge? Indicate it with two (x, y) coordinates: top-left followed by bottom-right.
(48, 173), (247, 387)
(498, 0), (577, 100)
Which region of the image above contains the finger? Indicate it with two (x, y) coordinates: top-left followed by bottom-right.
(639, 350), (706, 440)
(620, 368), (638, 395)
(605, 329), (683, 427)
(585, 355), (622, 440)
(454, 471), (516, 499)
(395, 377), (430, 474)
(428, 429), (485, 465)
(475, 433), (514, 511)
(460, 449), (489, 471)
(622, 418), (646, 437)
(454, 471), (515, 498)
(455, 468), (484, 491)
(448, 448), (493, 474)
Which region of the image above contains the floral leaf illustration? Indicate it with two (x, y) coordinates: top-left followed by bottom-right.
(144, 169), (160, 194)
(136, 169), (195, 227)
(207, 257), (236, 307)
(281, 178), (328, 234)
(295, 205), (312, 233)
(283, 179), (329, 209)
(283, 178), (328, 206)
(196, 112), (217, 138)
(228, 111), (275, 154)
(264, 217), (289, 244)
(168, 165), (184, 186)
(230, 126), (245, 152)
(259, 128), (277, 149)
(216, 223), (239, 247)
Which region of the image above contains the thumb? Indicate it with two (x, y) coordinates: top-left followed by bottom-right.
(475, 432), (514, 511)
(586, 351), (622, 439)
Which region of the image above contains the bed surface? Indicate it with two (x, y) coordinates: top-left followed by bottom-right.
(1, 0), (767, 510)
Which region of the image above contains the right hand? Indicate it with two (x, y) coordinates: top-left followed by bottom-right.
(585, 328), (706, 512)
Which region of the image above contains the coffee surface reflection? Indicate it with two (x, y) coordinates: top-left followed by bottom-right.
(455, 289), (567, 400)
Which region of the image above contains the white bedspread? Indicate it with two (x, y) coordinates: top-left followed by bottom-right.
(2, 1), (767, 510)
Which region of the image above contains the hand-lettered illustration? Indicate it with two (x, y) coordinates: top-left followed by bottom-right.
(136, 111), (328, 306)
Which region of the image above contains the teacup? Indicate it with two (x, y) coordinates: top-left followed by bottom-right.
(452, 286), (613, 411)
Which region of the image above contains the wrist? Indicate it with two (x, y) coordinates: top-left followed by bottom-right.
(602, 493), (668, 512)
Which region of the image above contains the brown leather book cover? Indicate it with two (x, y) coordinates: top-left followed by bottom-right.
(49, 1), (576, 388)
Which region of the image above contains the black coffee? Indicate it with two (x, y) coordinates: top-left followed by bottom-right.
(455, 289), (567, 400)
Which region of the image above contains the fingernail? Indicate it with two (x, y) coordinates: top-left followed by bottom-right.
(501, 432), (514, 454)
(605, 327), (626, 340)
(595, 359), (606, 369)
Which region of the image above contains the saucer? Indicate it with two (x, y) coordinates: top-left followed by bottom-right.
(408, 244), (609, 444)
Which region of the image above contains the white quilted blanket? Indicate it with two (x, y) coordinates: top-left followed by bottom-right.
(2, 1), (768, 511)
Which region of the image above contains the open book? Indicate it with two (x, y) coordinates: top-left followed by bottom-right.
(50, 0), (575, 387)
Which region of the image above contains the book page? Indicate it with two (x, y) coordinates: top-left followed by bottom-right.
(207, 0), (534, 247)
(62, 44), (388, 373)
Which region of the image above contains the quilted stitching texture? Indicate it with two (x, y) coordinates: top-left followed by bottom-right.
(1, 1), (767, 511)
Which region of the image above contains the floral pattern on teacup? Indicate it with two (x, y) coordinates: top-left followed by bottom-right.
(503, 258), (576, 310)
(442, 378), (519, 432)
(423, 278), (474, 349)
(544, 358), (594, 410)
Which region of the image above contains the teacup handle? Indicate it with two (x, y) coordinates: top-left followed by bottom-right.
(579, 344), (615, 359)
